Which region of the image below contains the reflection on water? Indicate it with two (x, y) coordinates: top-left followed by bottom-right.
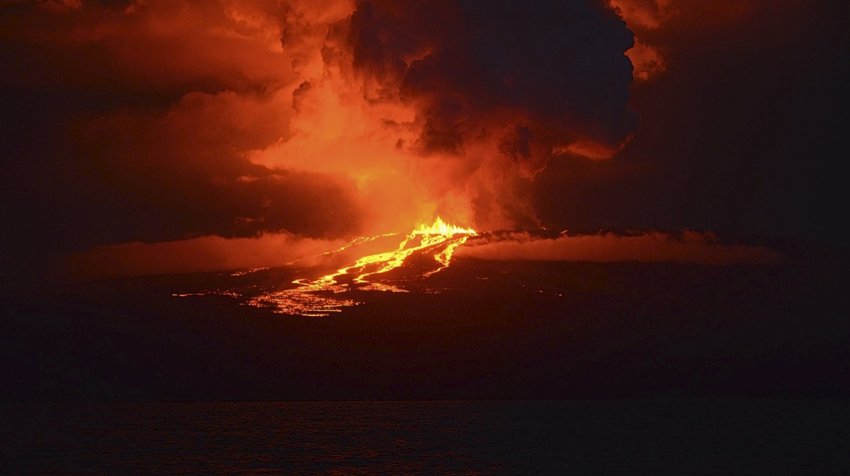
(3, 400), (848, 474)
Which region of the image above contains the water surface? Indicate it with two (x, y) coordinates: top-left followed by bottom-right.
(3, 400), (848, 474)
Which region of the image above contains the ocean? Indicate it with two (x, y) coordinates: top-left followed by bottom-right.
(2, 400), (848, 474)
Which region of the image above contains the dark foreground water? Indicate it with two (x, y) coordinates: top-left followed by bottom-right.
(2, 400), (849, 474)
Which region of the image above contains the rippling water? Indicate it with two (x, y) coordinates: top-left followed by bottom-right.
(2, 400), (848, 474)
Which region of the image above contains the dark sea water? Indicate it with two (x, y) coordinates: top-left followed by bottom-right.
(2, 400), (849, 475)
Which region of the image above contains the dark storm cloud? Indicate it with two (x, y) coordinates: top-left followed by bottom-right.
(345, 0), (637, 159)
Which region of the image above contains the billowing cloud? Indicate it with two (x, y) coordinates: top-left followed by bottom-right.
(254, 0), (638, 231)
(2, 0), (638, 256)
(347, 1), (636, 153)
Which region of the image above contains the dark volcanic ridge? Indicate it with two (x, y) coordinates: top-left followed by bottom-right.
(1, 241), (848, 401)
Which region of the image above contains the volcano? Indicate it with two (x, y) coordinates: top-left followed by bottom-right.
(2, 231), (849, 402)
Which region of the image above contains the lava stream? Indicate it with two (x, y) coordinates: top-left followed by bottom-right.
(297, 217), (477, 292)
(246, 218), (477, 316)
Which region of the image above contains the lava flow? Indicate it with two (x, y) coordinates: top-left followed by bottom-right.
(246, 218), (477, 317)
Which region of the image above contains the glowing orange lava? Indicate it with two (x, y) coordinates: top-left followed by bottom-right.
(246, 217), (477, 316)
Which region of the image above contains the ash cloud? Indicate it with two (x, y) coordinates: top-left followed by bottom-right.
(9, 0), (836, 286)
(0, 0), (642, 285)
(346, 0), (636, 150)
(257, 0), (639, 231)
(345, 0), (637, 222)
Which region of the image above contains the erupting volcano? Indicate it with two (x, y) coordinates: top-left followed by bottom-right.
(244, 217), (477, 316)
(4, 3), (850, 472)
